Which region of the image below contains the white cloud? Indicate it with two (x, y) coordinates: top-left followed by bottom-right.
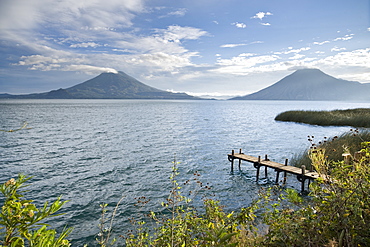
(331, 46), (347, 52)
(313, 34), (353, 46)
(158, 25), (208, 42)
(214, 54), (280, 75)
(251, 12), (273, 20)
(159, 8), (187, 18)
(64, 65), (118, 74)
(0, 0), (145, 45)
(220, 43), (248, 48)
(220, 41), (263, 48)
(319, 48), (370, 67)
(239, 53), (257, 57)
(16, 54), (118, 74)
(274, 47), (311, 55)
(114, 25), (208, 54)
(260, 22), (271, 26)
(168, 8), (187, 17)
(128, 52), (195, 71)
(313, 41), (330, 45)
(333, 34), (354, 41)
(70, 42), (100, 48)
(233, 22), (247, 28)
(289, 54), (305, 60)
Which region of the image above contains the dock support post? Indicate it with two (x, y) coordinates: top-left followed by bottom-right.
(264, 166), (268, 178)
(275, 171), (280, 184)
(264, 154), (268, 178)
(255, 156), (261, 182)
(230, 150), (234, 173)
(301, 165), (306, 192)
(283, 159), (288, 185)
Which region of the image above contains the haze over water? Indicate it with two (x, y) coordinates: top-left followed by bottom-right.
(1, 99), (369, 245)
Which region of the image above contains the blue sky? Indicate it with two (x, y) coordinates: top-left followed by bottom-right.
(0, 0), (369, 98)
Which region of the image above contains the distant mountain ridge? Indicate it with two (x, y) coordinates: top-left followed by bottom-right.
(0, 71), (200, 100)
(231, 69), (370, 101)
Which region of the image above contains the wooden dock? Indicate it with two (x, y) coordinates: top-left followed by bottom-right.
(228, 149), (328, 192)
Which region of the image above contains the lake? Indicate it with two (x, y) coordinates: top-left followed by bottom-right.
(0, 99), (369, 245)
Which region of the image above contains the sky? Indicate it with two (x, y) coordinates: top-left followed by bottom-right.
(0, 0), (369, 98)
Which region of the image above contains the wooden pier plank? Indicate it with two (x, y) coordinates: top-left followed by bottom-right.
(228, 152), (328, 181)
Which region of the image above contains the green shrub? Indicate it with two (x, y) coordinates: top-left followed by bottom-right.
(0, 174), (72, 247)
(260, 142), (370, 246)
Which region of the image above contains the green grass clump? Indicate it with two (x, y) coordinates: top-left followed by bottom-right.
(275, 108), (370, 127)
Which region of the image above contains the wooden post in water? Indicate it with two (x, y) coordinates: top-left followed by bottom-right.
(283, 159), (288, 185)
(256, 156), (261, 182)
(275, 170), (280, 184)
(264, 154), (268, 178)
(301, 165), (306, 192)
(231, 150), (234, 173)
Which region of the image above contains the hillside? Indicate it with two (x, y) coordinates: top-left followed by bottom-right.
(230, 69), (370, 101)
(0, 71), (200, 100)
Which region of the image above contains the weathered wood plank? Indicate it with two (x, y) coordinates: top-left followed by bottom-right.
(228, 151), (329, 186)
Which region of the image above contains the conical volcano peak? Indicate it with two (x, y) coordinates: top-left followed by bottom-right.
(2, 70), (201, 99)
(230, 69), (370, 101)
(290, 68), (327, 76)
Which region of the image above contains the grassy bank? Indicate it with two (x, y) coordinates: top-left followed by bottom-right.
(275, 108), (370, 127)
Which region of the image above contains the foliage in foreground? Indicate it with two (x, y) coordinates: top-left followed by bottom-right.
(124, 164), (260, 247)
(0, 174), (72, 247)
(124, 142), (370, 247)
(275, 108), (370, 128)
(260, 142), (370, 246)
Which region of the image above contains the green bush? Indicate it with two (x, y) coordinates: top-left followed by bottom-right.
(0, 174), (72, 247)
(260, 142), (370, 246)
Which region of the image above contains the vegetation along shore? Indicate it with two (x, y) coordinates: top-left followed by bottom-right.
(275, 108), (370, 128)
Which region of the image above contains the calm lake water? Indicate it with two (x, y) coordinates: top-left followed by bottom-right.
(1, 99), (369, 245)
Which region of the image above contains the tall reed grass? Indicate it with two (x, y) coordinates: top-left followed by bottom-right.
(291, 130), (370, 168)
(275, 108), (370, 127)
